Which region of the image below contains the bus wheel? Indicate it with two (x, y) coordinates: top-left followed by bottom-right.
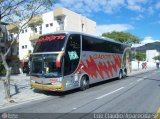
(118, 70), (123, 80)
(80, 76), (89, 91)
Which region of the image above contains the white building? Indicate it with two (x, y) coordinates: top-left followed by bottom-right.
(146, 50), (159, 62)
(7, 7), (96, 73)
(19, 7), (96, 61)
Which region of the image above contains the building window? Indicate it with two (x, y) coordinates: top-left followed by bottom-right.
(25, 45), (27, 48)
(34, 28), (37, 33)
(25, 29), (27, 32)
(17, 47), (19, 54)
(22, 46), (24, 49)
(46, 24), (49, 27)
(0, 47), (5, 53)
(39, 26), (42, 34)
(22, 30), (24, 33)
(82, 24), (84, 31)
(39, 26), (42, 30)
(50, 23), (53, 27)
(9, 34), (13, 41)
(28, 50), (32, 53)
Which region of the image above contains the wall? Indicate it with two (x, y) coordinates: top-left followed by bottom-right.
(146, 50), (159, 62)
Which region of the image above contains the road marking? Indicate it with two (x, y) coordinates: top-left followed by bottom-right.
(137, 79), (143, 82)
(73, 107), (77, 110)
(96, 87), (125, 100)
(143, 77), (147, 79)
(154, 107), (160, 119)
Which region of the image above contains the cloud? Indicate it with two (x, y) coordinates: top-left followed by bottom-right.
(127, 0), (148, 12)
(96, 24), (134, 35)
(132, 36), (159, 47)
(148, 6), (154, 15)
(57, 0), (126, 15)
(141, 36), (155, 44)
(155, 2), (160, 9)
(102, 0), (125, 14)
(56, 0), (153, 16)
(132, 14), (144, 21)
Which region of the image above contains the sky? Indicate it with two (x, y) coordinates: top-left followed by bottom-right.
(54, 0), (160, 44)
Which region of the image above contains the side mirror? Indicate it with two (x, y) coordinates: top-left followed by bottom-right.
(56, 52), (64, 68)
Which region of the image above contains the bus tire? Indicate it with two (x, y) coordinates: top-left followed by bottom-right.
(80, 76), (89, 91)
(118, 70), (123, 80)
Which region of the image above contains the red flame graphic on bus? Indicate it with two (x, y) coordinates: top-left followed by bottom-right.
(76, 55), (122, 80)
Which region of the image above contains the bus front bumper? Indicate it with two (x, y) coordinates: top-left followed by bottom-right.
(31, 82), (64, 92)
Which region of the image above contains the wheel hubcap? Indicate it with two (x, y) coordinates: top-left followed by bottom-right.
(83, 79), (87, 86)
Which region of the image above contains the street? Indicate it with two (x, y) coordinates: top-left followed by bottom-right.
(0, 69), (160, 119)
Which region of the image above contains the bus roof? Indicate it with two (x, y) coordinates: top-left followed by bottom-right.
(40, 31), (130, 47)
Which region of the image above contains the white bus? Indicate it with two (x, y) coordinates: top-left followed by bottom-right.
(30, 32), (131, 91)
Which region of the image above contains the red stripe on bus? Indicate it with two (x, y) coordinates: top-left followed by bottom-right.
(76, 54), (122, 80)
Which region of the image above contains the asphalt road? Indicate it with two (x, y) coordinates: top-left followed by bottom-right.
(0, 69), (160, 119)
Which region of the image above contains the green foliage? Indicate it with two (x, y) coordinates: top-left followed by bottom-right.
(102, 31), (140, 44)
(0, 62), (6, 75)
(153, 55), (160, 61)
(131, 52), (136, 61)
(135, 52), (146, 61)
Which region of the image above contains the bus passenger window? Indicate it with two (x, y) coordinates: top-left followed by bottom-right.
(64, 34), (81, 75)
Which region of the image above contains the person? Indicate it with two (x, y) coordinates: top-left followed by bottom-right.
(156, 61), (159, 69)
(142, 62), (144, 69)
(144, 62), (147, 69)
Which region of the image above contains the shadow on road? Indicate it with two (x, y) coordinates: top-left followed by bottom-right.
(33, 88), (79, 97)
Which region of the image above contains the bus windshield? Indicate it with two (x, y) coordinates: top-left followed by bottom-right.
(31, 54), (62, 78)
(34, 34), (66, 53)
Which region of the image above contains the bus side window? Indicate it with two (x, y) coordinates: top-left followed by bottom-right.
(64, 34), (81, 76)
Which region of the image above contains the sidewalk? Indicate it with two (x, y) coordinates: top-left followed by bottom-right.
(129, 67), (156, 76)
(0, 67), (157, 108)
(0, 74), (49, 108)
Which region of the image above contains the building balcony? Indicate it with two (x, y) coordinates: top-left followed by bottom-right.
(28, 16), (43, 27)
(7, 23), (19, 32)
(54, 7), (66, 17)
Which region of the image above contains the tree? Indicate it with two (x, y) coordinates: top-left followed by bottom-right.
(102, 31), (140, 44)
(0, 0), (54, 101)
(135, 52), (146, 61)
(153, 55), (160, 61)
(135, 52), (146, 70)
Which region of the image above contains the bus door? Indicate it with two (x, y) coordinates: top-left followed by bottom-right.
(63, 34), (81, 88)
(125, 49), (131, 74)
(123, 48), (131, 75)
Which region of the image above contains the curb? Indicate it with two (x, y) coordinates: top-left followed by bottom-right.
(128, 68), (156, 76)
(0, 94), (50, 110)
